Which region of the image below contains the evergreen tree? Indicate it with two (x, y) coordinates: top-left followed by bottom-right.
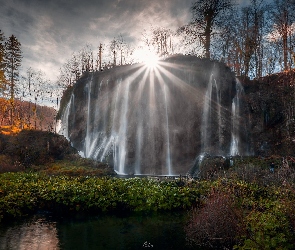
(0, 30), (6, 95)
(4, 34), (22, 124)
(5, 34), (22, 101)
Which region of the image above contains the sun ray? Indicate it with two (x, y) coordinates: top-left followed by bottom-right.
(156, 62), (233, 124)
(155, 63), (204, 100)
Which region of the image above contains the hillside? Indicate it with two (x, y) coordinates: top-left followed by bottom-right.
(0, 98), (57, 133)
(241, 70), (295, 156)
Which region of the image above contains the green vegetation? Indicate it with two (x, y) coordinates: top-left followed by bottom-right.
(0, 173), (206, 220)
(0, 158), (295, 249)
(1, 129), (295, 249)
(184, 157), (295, 249)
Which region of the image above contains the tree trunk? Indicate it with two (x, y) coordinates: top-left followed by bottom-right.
(283, 32), (288, 71)
(204, 12), (213, 59)
(204, 23), (211, 58)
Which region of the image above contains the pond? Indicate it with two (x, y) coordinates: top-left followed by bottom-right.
(0, 211), (196, 250)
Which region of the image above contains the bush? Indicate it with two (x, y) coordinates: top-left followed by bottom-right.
(185, 188), (244, 249)
(0, 155), (24, 173)
(238, 210), (294, 250)
(2, 130), (76, 167)
(0, 173), (206, 221)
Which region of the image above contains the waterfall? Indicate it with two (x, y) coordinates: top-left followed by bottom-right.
(59, 95), (72, 140)
(135, 123), (143, 175)
(164, 84), (172, 175)
(201, 66), (222, 155)
(187, 153), (205, 177)
(110, 81), (121, 171)
(230, 79), (244, 156)
(214, 79), (222, 150)
(60, 56), (251, 176)
(116, 80), (130, 175)
(85, 76), (93, 158)
(201, 72), (213, 153)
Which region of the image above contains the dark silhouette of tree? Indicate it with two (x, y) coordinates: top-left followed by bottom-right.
(4, 34), (22, 125)
(177, 23), (204, 56)
(241, 1), (266, 77)
(223, 0), (267, 77)
(5, 35), (22, 101)
(110, 38), (118, 66)
(141, 27), (175, 58)
(96, 43), (103, 71)
(269, 0), (295, 71)
(108, 35), (131, 67)
(151, 27), (173, 56)
(58, 44), (94, 89)
(0, 30), (6, 95)
(116, 35), (125, 66)
(190, 0), (234, 58)
(71, 55), (80, 81)
(81, 44), (93, 72)
(58, 60), (74, 89)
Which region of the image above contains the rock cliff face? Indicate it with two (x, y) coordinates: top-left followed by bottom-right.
(241, 71), (295, 157)
(59, 55), (250, 175)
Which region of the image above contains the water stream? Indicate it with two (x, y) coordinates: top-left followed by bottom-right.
(0, 212), (195, 250)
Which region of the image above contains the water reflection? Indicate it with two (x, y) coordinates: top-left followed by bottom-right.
(0, 212), (194, 250)
(0, 215), (59, 250)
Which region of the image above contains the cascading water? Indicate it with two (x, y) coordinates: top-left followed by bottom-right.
(85, 76), (93, 158)
(201, 72), (213, 154)
(230, 79), (243, 156)
(190, 68), (246, 176)
(59, 55), (251, 176)
(200, 66), (225, 156)
(59, 95), (72, 140)
(163, 84), (172, 176)
(116, 80), (130, 174)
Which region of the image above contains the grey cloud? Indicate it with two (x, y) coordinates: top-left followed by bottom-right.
(0, 0), (192, 81)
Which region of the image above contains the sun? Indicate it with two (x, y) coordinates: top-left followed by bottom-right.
(133, 48), (159, 69)
(144, 52), (159, 69)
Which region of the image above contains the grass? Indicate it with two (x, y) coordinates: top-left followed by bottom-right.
(31, 156), (115, 177)
(1, 129), (295, 248)
(0, 129), (115, 176)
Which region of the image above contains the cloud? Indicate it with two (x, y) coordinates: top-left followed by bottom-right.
(0, 0), (192, 82)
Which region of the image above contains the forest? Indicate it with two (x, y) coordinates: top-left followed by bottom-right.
(1, 0), (295, 249)
(0, 0), (295, 122)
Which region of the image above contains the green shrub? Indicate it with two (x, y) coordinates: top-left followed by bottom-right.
(0, 173), (209, 221)
(237, 209), (294, 250)
(2, 130), (76, 167)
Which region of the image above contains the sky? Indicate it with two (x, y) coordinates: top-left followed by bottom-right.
(0, 0), (197, 82)
(0, 0), (254, 108)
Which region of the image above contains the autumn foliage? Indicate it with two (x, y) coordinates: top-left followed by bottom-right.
(0, 97), (56, 133)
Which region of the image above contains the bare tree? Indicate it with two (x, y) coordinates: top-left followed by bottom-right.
(239, 0), (266, 77)
(110, 38), (118, 66)
(80, 44), (93, 72)
(117, 35), (126, 65)
(269, 0), (295, 71)
(151, 27), (173, 56)
(190, 0), (234, 59)
(96, 43), (103, 71)
(108, 35), (132, 67)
